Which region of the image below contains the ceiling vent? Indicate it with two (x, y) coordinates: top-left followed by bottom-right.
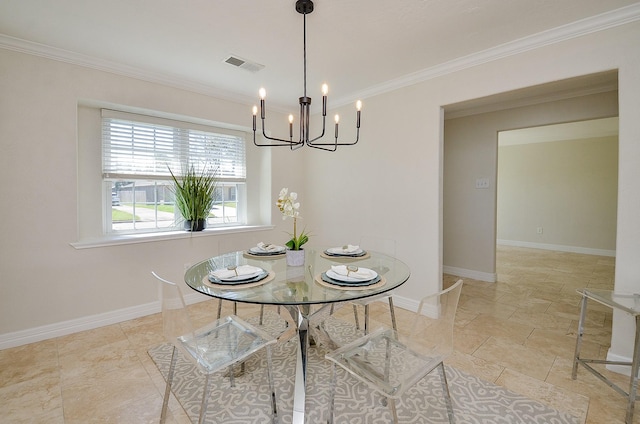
(224, 55), (264, 73)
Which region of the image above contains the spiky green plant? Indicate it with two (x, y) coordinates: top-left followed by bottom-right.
(168, 164), (218, 231)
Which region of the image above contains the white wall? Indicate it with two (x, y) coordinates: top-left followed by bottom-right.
(1, 19), (640, 365)
(304, 22), (640, 363)
(0, 48), (298, 343)
(497, 135), (618, 254)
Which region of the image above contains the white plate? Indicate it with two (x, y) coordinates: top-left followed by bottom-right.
(210, 265), (265, 281)
(249, 245), (286, 254)
(326, 247), (364, 255)
(326, 268), (377, 283)
(219, 271), (263, 282)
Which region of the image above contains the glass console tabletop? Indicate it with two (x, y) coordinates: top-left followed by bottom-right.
(577, 289), (640, 316)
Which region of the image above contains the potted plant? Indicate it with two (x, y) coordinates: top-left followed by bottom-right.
(168, 164), (218, 231)
(277, 187), (309, 265)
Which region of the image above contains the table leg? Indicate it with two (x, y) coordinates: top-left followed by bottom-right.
(281, 303), (337, 424)
(283, 304), (311, 424)
(572, 294), (588, 379)
(626, 315), (640, 424)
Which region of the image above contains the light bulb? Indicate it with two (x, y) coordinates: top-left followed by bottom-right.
(289, 114), (294, 123)
(334, 114), (340, 124)
(259, 88), (266, 99)
(356, 100), (362, 111)
(322, 84), (328, 95)
(252, 105), (258, 115)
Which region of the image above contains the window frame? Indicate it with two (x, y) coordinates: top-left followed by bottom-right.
(75, 103), (273, 249)
(102, 109), (248, 235)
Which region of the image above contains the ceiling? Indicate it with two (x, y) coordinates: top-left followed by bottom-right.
(1, 1), (639, 112)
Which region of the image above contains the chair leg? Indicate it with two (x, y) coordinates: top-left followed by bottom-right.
(353, 304), (361, 330)
(265, 346), (278, 421)
(216, 298), (223, 320)
(228, 364), (236, 387)
(437, 362), (455, 423)
(364, 304), (371, 334)
(160, 346), (178, 424)
(327, 363), (337, 424)
(198, 374), (213, 424)
(388, 397), (399, 424)
(388, 297), (398, 332)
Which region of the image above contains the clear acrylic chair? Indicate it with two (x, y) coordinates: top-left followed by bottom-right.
(151, 272), (278, 424)
(350, 236), (398, 334)
(325, 279), (463, 424)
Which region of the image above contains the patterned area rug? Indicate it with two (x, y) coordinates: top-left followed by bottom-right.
(148, 312), (581, 424)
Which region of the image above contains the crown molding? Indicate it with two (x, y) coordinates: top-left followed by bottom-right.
(2, 3), (639, 108)
(346, 3), (640, 106)
(0, 33), (256, 107)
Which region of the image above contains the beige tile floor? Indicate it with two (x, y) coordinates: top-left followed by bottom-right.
(1, 245), (637, 423)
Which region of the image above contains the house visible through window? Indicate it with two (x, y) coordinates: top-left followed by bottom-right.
(102, 110), (247, 233)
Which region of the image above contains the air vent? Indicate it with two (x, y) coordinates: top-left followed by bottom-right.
(224, 55), (265, 73)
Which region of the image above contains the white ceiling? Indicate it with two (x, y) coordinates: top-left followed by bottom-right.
(1, 1), (639, 112)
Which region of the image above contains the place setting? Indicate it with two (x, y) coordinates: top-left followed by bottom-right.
(316, 264), (385, 290)
(204, 264), (274, 289)
(321, 244), (370, 260)
(244, 242), (287, 259)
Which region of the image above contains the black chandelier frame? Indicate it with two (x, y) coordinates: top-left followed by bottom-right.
(252, 0), (361, 152)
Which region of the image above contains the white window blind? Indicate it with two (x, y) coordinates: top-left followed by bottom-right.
(102, 110), (246, 182)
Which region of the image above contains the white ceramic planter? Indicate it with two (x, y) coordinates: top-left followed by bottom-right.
(285, 249), (305, 266)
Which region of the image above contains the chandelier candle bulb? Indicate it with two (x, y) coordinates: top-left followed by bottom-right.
(334, 114), (339, 138)
(259, 88), (266, 119)
(252, 106), (257, 131)
(356, 101), (362, 128)
(322, 84), (328, 115)
(289, 114), (294, 139)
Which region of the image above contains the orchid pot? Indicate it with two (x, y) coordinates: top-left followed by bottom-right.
(286, 249), (305, 267)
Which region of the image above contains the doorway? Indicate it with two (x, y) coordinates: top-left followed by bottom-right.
(442, 71), (619, 282)
(497, 118), (618, 257)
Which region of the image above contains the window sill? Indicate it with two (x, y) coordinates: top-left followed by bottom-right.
(70, 225), (275, 249)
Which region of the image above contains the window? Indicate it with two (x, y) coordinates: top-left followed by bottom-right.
(102, 110), (246, 233)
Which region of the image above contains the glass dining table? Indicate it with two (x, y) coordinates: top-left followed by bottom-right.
(184, 246), (411, 424)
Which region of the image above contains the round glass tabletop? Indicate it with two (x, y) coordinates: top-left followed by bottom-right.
(184, 247), (411, 306)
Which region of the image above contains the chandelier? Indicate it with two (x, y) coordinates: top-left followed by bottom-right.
(252, 0), (361, 152)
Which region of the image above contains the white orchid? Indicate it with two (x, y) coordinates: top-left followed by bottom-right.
(277, 188), (301, 219)
(276, 187), (309, 250)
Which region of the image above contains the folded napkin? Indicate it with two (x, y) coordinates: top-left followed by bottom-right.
(330, 265), (377, 280)
(256, 242), (281, 252)
(210, 265), (263, 280)
(327, 244), (362, 255)
(339, 244), (360, 253)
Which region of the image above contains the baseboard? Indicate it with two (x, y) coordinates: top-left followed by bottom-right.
(0, 292), (209, 350)
(2, 291), (441, 349)
(442, 266), (496, 283)
(497, 239), (616, 257)
(390, 295), (420, 313)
